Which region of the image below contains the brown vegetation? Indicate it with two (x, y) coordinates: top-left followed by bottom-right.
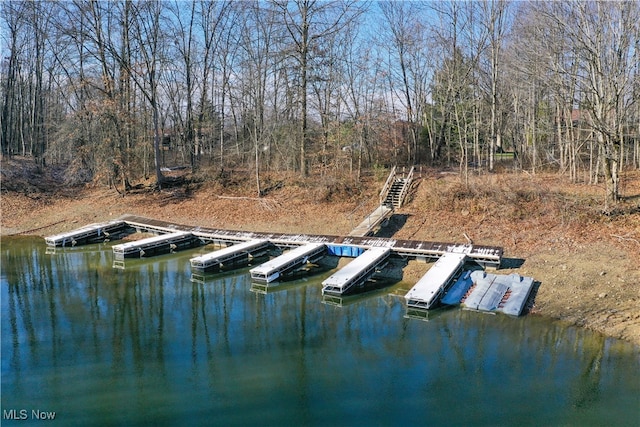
(1, 157), (639, 346)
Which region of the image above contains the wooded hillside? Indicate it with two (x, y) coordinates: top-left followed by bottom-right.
(1, 1), (639, 205)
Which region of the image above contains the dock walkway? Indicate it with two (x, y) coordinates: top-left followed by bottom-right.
(348, 205), (393, 237)
(110, 215), (503, 268)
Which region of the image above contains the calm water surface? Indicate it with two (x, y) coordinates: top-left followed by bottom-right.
(2, 236), (639, 426)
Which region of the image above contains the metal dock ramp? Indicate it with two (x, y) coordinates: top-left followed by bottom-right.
(322, 247), (391, 296)
(348, 205), (393, 237)
(348, 166), (414, 237)
(405, 252), (467, 310)
(112, 231), (200, 259)
(190, 239), (270, 272)
(250, 243), (327, 283)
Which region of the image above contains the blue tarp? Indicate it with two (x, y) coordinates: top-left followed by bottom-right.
(326, 245), (365, 258)
(441, 270), (473, 305)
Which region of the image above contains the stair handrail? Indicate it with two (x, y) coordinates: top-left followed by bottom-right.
(396, 166), (415, 208)
(405, 165), (415, 182)
(379, 165), (397, 204)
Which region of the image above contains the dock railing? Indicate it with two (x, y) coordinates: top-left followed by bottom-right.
(396, 166), (415, 208)
(379, 166), (397, 204)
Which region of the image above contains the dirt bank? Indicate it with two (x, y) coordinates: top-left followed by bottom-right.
(2, 157), (639, 346)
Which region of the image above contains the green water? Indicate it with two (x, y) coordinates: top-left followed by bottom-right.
(2, 236), (639, 426)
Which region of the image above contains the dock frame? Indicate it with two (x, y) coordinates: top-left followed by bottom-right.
(45, 215), (503, 268)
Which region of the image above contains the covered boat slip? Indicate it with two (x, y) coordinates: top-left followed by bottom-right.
(250, 243), (327, 283)
(321, 248), (391, 296)
(190, 239), (271, 272)
(112, 231), (201, 259)
(405, 252), (467, 310)
(45, 220), (133, 247)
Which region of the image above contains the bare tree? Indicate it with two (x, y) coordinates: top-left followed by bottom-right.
(378, 1), (433, 165)
(271, 0), (364, 177)
(534, 1), (639, 205)
(0, 1), (27, 158)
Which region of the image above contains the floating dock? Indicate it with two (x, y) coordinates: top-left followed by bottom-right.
(115, 215), (502, 267)
(405, 252), (467, 310)
(44, 215), (504, 268)
(112, 231), (201, 259)
(190, 239), (271, 272)
(45, 220), (132, 247)
(250, 243), (327, 283)
(450, 271), (534, 316)
(40, 214), (542, 319)
(322, 247), (391, 296)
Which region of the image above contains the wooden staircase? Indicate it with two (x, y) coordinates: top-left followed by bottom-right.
(380, 166), (414, 209)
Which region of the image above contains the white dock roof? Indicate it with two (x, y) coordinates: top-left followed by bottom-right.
(192, 239), (268, 262)
(321, 247), (390, 290)
(250, 243), (326, 276)
(405, 252), (467, 304)
(113, 231), (192, 250)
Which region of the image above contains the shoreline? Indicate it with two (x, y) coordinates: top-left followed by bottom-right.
(2, 170), (639, 348)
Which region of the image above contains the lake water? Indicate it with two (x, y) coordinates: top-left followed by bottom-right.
(2, 236), (639, 426)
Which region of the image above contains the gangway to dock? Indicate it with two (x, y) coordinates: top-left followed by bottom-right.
(45, 220), (133, 247)
(348, 205), (393, 237)
(348, 166), (414, 237)
(250, 242), (327, 283)
(405, 252), (467, 310)
(112, 231), (200, 259)
(322, 247), (391, 296)
(190, 239), (270, 272)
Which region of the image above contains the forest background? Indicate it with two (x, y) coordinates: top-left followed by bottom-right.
(1, 0), (639, 207)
